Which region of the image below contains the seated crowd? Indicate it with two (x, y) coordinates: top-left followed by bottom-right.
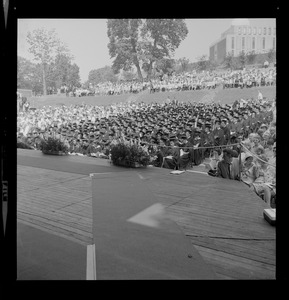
(17, 95), (276, 207)
(72, 66), (276, 97)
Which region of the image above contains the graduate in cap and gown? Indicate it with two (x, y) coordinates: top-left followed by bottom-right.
(162, 136), (180, 169)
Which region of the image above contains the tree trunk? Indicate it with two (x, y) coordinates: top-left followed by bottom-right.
(42, 63), (47, 96)
(135, 62), (143, 81)
(147, 60), (154, 80)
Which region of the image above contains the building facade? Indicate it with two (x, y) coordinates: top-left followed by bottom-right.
(209, 19), (276, 64)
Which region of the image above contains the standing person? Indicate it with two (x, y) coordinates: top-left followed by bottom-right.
(257, 90), (263, 102)
(212, 119), (225, 146)
(220, 118), (230, 145)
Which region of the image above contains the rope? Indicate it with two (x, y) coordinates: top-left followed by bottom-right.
(114, 138), (241, 150)
(240, 142), (276, 168)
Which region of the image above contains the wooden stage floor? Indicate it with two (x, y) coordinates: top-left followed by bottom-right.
(17, 149), (276, 279)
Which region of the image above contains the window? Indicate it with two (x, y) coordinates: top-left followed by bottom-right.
(253, 27), (257, 35)
(252, 37), (255, 49)
(273, 37), (275, 49)
(263, 37), (266, 50)
(273, 27), (276, 35)
(268, 27), (271, 35)
(248, 27), (252, 35)
(238, 27), (242, 34)
(231, 37), (235, 49)
(264, 27), (266, 35)
(258, 27), (262, 35)
(242, 37), (245, 50)
(243, 27), (246, 34)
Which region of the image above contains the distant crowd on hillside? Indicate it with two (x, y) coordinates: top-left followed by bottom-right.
(23, 66), (275, 98)
(84, 66), (276, 96)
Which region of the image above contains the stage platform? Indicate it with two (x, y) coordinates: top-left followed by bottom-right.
(17, 149), (276, 279)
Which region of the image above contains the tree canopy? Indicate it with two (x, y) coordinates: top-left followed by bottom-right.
(25, 28), (80, 94)
(88, 66), (118, 85)
(107, 19), (188, 80)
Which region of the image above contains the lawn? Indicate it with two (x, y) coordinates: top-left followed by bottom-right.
(28, 85), (276, 109)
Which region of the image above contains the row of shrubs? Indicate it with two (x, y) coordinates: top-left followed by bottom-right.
(17, 136), (150, 167)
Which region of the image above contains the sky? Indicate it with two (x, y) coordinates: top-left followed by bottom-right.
(17, 18), (265, 83)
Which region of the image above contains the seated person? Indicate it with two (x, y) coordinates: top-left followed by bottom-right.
(153, 139), (169, 167)
(162, 138), (179, 169)
(178, 135), (191, 170)
(216, 148), (238, 179)
(252, 145), (265, 163)
(206, 148), (222, 171)
(250, 154), (276, 207)
(240, 153), (259, 186)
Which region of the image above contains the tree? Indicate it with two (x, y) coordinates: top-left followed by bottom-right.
(176, 57), (190, 73)
(17, 56), (36, 89)
(139, 19), (188, 78)
(223, 52), (234, 70)
(67, 63), (81, 88)
(237, 50), (246, 69)
(107, 19), (188, 80)
(17, 56), (43, 94)
(267, 48), (276, 63)
(88, 66), (118, 85)
(245, 50), (257, 65)
(27, 28), (64, 95)
(155, 58), (175, 75)
(196, 55), (209, 71)
(48, 52), (81, 89)
(107, 19), (143, 80)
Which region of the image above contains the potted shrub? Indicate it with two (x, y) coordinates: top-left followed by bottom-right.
(40, 136), (69, 155)
(110, 142), (150, 168)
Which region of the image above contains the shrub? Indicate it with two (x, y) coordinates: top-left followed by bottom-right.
(17, 141), (34, 149)
(40, 136), (69, 153)
(110, 142), (150, 167)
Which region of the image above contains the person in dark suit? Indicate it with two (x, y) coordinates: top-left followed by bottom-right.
(216, 148), (238, 179)
(221, 118), (230, 145)
(212, 119), (225, 146)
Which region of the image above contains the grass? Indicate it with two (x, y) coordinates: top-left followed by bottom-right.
(28, 85), (276, 108)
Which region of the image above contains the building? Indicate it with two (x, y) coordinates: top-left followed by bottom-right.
(209, 19), (276, 64)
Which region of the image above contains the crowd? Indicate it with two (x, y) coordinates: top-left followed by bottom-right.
(85, 66), (276, 96)
(17, 92), (276, 207)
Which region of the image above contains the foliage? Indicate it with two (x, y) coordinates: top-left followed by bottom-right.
(110, 142), (150, 167)
(266, 48), (276, 63)
(155, 58), (175, 75)
(196, 55), (211, 71)
(176, 57), (191, 73)
(17, 56), (43, 93)
(237, 51), (246, 68)
(17, 141), (34, 150)
(40, 136), (69, 153)
(26, 28), (78, 95)
(49, 53), (81, 89)
(88, 66), (118, 85)
(223, 53), (234, 69)
(107, 19), (188, 80)
(120, 70), (137, 81)
(245, 51), (257, 65)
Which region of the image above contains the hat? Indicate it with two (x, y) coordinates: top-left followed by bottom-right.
(244, 152), (253, 160)
(260, 123), (268, 128)
(223, 148), (238, 157)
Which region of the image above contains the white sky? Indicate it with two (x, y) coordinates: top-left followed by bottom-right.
(17, 18), (273, 83)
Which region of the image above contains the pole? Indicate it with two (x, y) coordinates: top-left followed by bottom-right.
(238, 148), (242, 181)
